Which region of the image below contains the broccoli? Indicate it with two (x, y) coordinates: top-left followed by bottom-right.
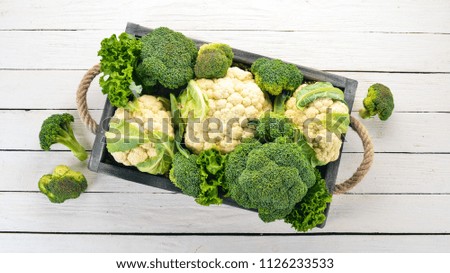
(250, 58), (304, 96)
(194, 43), (234, 79)
(169, 152), (203, 198)
(253, 91), (299, 143)
(169, 148), (227, 206)
(39, 113), (88, 161)
(225, 137), (316, 222)
(284, 169), (332, 232)
(38, 165), (88, 203)
(136, 27), (198, 90)
(359, 83), (394, 121)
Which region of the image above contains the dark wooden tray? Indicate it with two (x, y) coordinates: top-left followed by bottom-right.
(88, 22), (358, 228)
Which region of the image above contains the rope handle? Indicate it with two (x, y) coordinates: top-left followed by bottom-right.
(76, 64), (374, 194)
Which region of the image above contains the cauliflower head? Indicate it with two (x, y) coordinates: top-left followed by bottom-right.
(182, 67), (272, 154)
(285, 83), (349, 165)
(105, 95), (174, 175)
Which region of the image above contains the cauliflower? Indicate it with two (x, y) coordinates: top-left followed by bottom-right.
(285, 82), (350, 165)
(105, 95), (174, 175)
(179, 67), (272, 154)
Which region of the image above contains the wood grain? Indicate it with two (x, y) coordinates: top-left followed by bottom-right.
(1, 192), (450, 234)
(1, 0), (449, 33)
(1, 233), (450, 253)
(0, 31), (449, 72)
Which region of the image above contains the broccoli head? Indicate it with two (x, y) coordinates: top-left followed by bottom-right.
(136, 27), (198, 90)
(169, 152), (203, 198)
(194, 43), (234, 79)
(359, 83), (394, 121)
(38, 165), (88, 203)
(250, 58), (304, 96)
(39, 113), (88, 161)
(226, 138), (316, 222)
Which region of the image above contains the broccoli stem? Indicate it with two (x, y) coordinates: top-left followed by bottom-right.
(359, 108), (371, 119)
(273, 92), (290, 114)
(56, 129), (88, 161)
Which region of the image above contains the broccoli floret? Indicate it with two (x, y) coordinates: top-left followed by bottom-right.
(223, 138), (262, 191)
(284, 169), (332, 232)
(39, 113), (88, 161)
(253, 92), (298, 143)
(250, 58), (304, 96)
(38, 165), (88, 203)
(136, 27), (198, 90)
(226, 138), (316, 222)
(359, 83), (394, 121)
(169, 152), (203, 198)
(194, 43), (234, 79)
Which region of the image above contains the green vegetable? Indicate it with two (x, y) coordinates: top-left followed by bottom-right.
(196, 149), (227, 205)
(284, 169), (332, 232)
(225, 137), (316, 222)
(250, 58), (304, 96)
(295, 82), (350, 136)
(359, 83), (394, 121)
(136, 27), (198, 90)
(178, 80), (210, 120)
(169, 153), (203, 198)
(253, 91), (299, 143)
(194, 43), (234, 79)
(105, 95), (175, 175)
(39, 113), (88, 161)
(98, 33), (142, 108)
(38, 165), (88, 203)
(295, 82), (346, 108)
(169, 148), (227, 206)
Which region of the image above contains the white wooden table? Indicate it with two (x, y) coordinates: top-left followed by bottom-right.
(1, 0), (449, 252)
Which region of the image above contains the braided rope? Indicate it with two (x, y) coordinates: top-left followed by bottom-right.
(76, 64), (374, 193)
(333, 115), (374, 194)
(76, 64), (100, 134)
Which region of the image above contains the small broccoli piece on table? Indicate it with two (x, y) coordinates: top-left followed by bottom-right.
(194, 43), (234, 79)
(39, 113), (88, 161)
(250, 58), (304, 96)
(38, 165), (88, 203)
(136, 27), (198, 90)
(359, 83), (394, 121)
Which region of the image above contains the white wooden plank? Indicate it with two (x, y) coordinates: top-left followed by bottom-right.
(1, 0), (449, 33)
(335, 72), (450, 113)
(0, 70), (106, 110)
(341, 113), (450, 153)
(336, 153), (450, 194)
(2, 70), (449, 112)
(1, 31), (449, 72)
(0, 193), (449, 233)
(1, 152), (448, 194)
(1, 233), (450, 253)
(0, 110), (98, 150)
(0, 151), (167, 193)
(0, 110), (447, 153)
